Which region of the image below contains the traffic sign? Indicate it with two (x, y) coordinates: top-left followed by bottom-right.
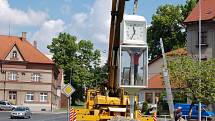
(62, 84), (75, 97)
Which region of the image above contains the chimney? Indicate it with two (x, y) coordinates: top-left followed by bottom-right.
(33, 40), (37, 49)
(21, 32), (26, 41)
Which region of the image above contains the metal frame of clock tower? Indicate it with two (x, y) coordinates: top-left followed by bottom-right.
(118, 0), (148, 119)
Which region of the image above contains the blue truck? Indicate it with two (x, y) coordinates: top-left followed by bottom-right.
(174, 103), (214, 120)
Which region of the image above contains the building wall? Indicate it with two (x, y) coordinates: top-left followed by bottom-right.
(148, 58), (163, 79)
(0, 63), (59, 111)
(1, 67), (52, 83)
(213, 31), (215, 57)
(0, 71), (5, 80)
(61, 94), (68, 108)
(0, 90), (4, 100)
(3, 82), (51, 91)
(186, 22), (215, 59)
(139, 58), (163, 105)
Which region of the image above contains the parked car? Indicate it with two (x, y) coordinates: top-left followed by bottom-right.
(10, 106), (32, 119)
(0, 100), (17, 111)
(174, 103), (214, 120)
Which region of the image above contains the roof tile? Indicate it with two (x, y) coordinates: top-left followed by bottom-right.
(148, 75), (164, 89)
(184, 0), (215, 22)
(0, 35), (53, 64)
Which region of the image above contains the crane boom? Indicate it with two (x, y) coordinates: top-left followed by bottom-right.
(107, 0), (125, 93)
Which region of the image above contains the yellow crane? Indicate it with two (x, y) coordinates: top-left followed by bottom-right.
(74, 0), (154, 120)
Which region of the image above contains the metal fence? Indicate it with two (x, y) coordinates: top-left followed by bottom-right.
(182, 115), (211, 121)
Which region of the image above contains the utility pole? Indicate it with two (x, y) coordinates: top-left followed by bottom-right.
(160, 38), (174, 120)
(198, 0), (202, 121)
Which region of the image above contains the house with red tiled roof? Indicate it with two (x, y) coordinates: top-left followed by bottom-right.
(184, 0), (215, 59)
(0, 32), (62, 111)
(139, 48), (187, 105)
(184, 0), (215, 113)
(140, 0), (215, 109)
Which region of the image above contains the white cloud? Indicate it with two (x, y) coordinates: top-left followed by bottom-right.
(73, 13), (88, 25)
(100, 52), (108, 66)
(68, 0), (112, 65)
(0, 0), (65, 54)
(32, 19), (65, 53)
(0, 0), (48, 26)
(89, 0), (111, 43)
(0, 0), (111, 64)
(69, 0), (111, 44)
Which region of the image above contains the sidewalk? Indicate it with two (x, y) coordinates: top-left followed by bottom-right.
(32, 111), (67, 114)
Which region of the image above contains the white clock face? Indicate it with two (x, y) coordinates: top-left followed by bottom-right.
(125, 22), (144, 41)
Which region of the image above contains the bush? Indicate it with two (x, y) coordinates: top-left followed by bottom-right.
(141, 101), (148, 114)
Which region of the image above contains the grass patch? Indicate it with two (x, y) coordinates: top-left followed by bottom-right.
(71, 101), (85, 109)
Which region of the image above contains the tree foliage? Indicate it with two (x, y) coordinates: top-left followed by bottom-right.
(168, 56), (215, 105)
(168, 56), (215, 117)
(147, 0), (198, 60)
(147, 4), (186, 60)
(181, 0), (198, 19)
(47, 32), (104, 105)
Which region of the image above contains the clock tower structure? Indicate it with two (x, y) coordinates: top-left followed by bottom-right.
(118, 14), (148, 93)
(118, 14), (148, 119)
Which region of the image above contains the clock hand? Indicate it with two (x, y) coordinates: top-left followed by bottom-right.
(131, 26), (136, 39)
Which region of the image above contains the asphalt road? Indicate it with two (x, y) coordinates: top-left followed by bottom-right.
(0, 111), (67, 121)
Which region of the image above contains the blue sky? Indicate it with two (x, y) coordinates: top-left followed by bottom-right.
(0, 0), (186, 64)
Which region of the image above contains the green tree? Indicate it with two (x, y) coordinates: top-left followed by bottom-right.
(147, 4), (186, 60)
(181, 0), (198, 19)
(47, 32), (101, 105)
(96, 62), (108, 87)
(147, 1), (197, 60)
(168, 56), (215, 118)
(141, 101), (148, 114)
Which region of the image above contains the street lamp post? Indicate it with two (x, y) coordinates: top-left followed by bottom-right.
(1, 62), (6, 100)
(4, 81), (5, 100)
(4, 70), (6, 100)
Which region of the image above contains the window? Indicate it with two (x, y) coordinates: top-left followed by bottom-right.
(197, 31), (208, 45)
(155, 93), (161, 103)
(8, 72), (17, 80)
(26, 92), (34, 101)
(31, 73), (40, 82)
(40, 92), (48, 102)
(12, 51), (17, 58)
(145, 93), (153, 104)
(9, 91), (17, 100)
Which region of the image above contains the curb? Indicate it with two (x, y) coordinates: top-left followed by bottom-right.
(32, 111), (67, 114)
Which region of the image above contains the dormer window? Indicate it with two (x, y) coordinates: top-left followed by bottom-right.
(12, 51), (17, 58)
